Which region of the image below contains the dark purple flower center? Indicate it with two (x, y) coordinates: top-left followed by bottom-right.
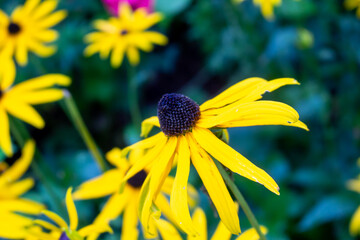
(157, 93), (200, 136)
(8, 22), (21, 35)
(0, 90), (3, 100)
(120, 29), (128, 35)
(59, 232), (70, 240)
(127, 170), (147, 188)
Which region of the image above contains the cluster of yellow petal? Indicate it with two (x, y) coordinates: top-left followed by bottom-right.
(84, 3), (168, 68)
(0, 0), (66, 66)
(345, 0), (360, 18)
(232, 0), (282, 20)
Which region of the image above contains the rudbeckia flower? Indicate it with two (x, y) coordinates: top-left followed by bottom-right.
(0, 0), (67, 66)
(232, 0), (281, 20)
(155, 207), (268, 240)
(73, 148), (198, 240)
(84, 3), (167, 68)
(345, 0), (360, 18)
(102, 0), (154, 16)
(0, 140), (45, 239)
(122, 77), (308, 235)
(0, 65), (71, 156)
(31, 188), (112, 240)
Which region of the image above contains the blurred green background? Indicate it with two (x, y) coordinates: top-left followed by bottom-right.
(1, 0), (360, 239)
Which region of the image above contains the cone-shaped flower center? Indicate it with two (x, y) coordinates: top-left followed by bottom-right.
(127, 170), (147, 188)
(158, 93), (200, 136)
(59, 232), (70, 240)
(8, 22), (21, 35)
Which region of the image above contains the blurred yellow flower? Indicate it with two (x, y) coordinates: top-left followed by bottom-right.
(0, 140), (45, 239)
(155, 207), (268, 240)
(73, 148), (198, 240)
(347, 160), (360, 236)
(84, 3), (168, 68)
(0, 63), (71, 156)
(0, 0), (67, 66)
(232, 0), (281, 20)
(345, 0), (360, 18)
(122, 77), (308, 236)
(31, 188), (112, 240)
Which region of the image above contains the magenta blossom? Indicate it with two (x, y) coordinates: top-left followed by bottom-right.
(102, 0), (154, 16)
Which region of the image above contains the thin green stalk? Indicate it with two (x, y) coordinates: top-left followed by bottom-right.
(127, 65), (142, 131)
(62, 91), (107, 172)
(215, 160), (267, 240)
(10, 118), (65, 214)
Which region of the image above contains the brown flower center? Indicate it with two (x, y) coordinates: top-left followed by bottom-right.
(7, 22), (21, 35)
(127, 170), (147, 188)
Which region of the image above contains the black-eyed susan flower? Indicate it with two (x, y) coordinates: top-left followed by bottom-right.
(73, 147), (198, 240)
(0, 0), (67, 66)
(31, 188), (112, 240)
(84, 3), (167, 68)
(0, 140), (45, 239)
(233, 0), (281, 20)
(155, 207), (268, 240)
(347, 159), (360, 236)
(0, 67), (71, 156)
(122, 77), (308, 235)
(345, 0), (360, 18)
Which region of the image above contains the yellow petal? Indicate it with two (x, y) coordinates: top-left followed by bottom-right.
(35, 30), (59, 42)
(155, 219), (183, 240)
(10, 74), (71, 93)
(350, 206), (360, 236)
(0, 107), (12, 156)
(65, 187), (78, 230)
(188, 133), (241, 234)
(73, 169), (123, 200)
(0, 52), (16, 91)
(19, 89), (65, 104)
(170, 136), (198, 235)
(235, 226), (268, 240)
(0, 213), (32, 239)
(154, 192), (177, 227)
(134, 12), (163, 30)
(121, 196), (139, 240)
(188, 208), (207, 240)
(200, 78), (299, 112)
(32, 0), (58, 20)
(1, 178), (35, 198)
(142, 32), (168, 45)
(126, 46), (140, 66)
(33, 219), (59, 232)
(78, 224), (113, 237)
(0, 198), (44, 215)
(110, 42), (125, 68)
(193, 127), (280, 195)
(210, 219), (233, 240)
(36, 10), (67, 28)
(3, 100), (45, 128)
(105, 147), (129, 169)
(0, 140), (35, 183)
(15, 37), (28, 66)
(42, 210), (68, 229)
(122, 132), (164, 156)
(22, 0), (41, 15)
(141, 116), (160, 137)
(27, 40), (57, 58)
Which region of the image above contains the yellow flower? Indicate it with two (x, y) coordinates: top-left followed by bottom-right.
(84, 3), (168, 68)
(0, 140), (45, 239)
(122, 77), (308, 235)
(345, 0), (360, 18)
(347, 160), (360, 236)
(31, 188), (112, 240)
(232, 0), (281, 20)
(0, 61), (71, 156)
(0, 0), (67, 66)
(155, 207), (268, 240)
(73, 148), (198, 240)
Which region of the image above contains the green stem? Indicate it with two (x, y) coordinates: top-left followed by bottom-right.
(62, 91), (107, 172)
(127, 66), (142, 131)
(10, 118), (65, 214)
(215, 160), (266, 240)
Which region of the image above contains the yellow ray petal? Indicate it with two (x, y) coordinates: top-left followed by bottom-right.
(235, 226), (268, 240)
(188, 208), (207, 240)
(22, 0), (41, 15)
(121, 196), (139, 240)
(154, 193), (177, 227)
(78, 224), (113, 237)
(65, 187), (78, 230)
(42, 210), (68, 229)
(0, 107), (12, 156)
(170, 136), (198, 235)
(134, 13), (163, 30)
(142, 32), (168, 45)
(126, 46), (140, 66)
(32, 0), (58, 20)
(33, 219), (59, 232)
(2, 178), (34, 198)
(19, 89), (65, 104)
(105, 147), (129, 169)
(0, 225), (29, 239)
(155, 219), (183, 240)
(73, 169), (123, 200)
(200, 78), (299, 111)
(193, 127), (280, 195)
(0, 53), (16, 91)
(110, 41), (125, 68)
(210, 220), (233, 240)
(141, 116), (160, 138)
(27, 40), (57, 57)
(0, 140), (35, 183)
(0, 198), (44, 214)
(3, 100), (45, 128)
(10, 74), (71, 93)
(36, 10), (67, 29)
(350, 206), (360, 236)
(15, 37), (28, 66)
(188, 133), (241, 234)
(122, 132), (164, 156)
(35, 30), (59, 42)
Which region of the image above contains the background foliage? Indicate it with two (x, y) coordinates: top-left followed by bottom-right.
(1, 0), (360, 239)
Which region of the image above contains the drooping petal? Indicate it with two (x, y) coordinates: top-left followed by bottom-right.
(0, 52), (16, 91)
(0, 198), (44, 214)
(3, 100), (45, 128)
(121, 196), (139, 240)
(155, 219), (183, 240)
(188, 133), (241, 234)
(19, 89), (65, 104)
(65, 187), (78, 230)
(210, 220), (233, 240)
(0, 178), (34, 198)
(78, 224), (113, 237)
(235, 226), (268, 240)
(350, 206), (360, 236)
(0, 107), (12, 156)
(110, 40), (125, 68)
(10, 74), (71, 93)
(33, 219), (59, 232)
(126, 46), (140, 65)
(0, 213), (32, 239)
(141, 116), (160, 137)
(170, 135), (198, 235)
(193, 127), (279, 195)
(41, 210), (68, 229)
(36, 10), (67, 29)
(105, 147), (129, 170)
(188, 208), (207, 240)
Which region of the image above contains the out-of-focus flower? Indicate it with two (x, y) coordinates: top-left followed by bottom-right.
(155, 207), (268, 240)
(232, 0), (281, 20)
(31, 188), (112, 240)
(295, 28), (314, 49)
(122, 77), (308, 236)
(102, 0), (154, 16)
(345, 0), (360, 18)
(0, 62), (71, 156)
(0, 140), (45, 239)
(0, 0), (67, 66)
(73, 148), (198, 240)
(84, 3), (167, 68)
(347, 159), (360, 236)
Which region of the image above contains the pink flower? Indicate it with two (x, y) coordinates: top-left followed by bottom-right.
(102, 0), (154, 16)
